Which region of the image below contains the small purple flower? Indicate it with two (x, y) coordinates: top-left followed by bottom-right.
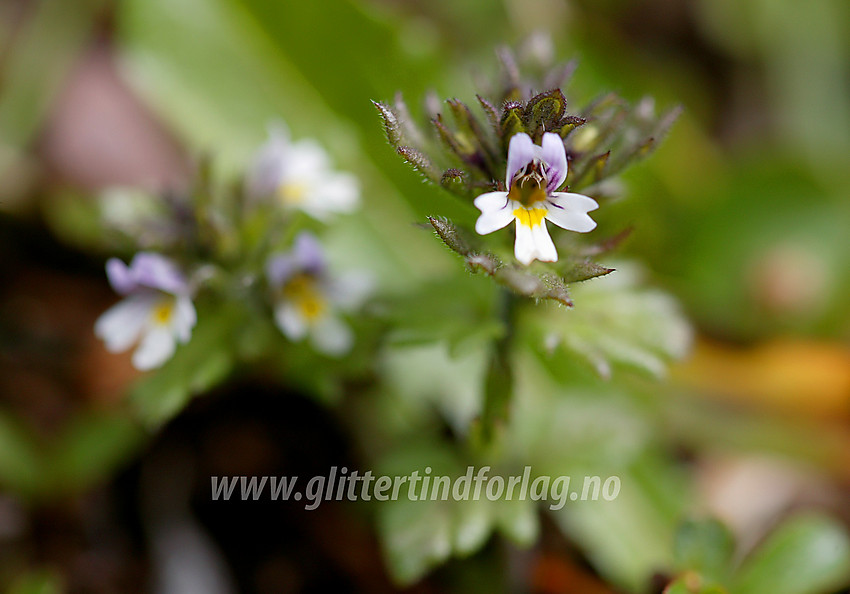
(95, 252), (197, 370)
(266, 233), (371, 356)
(247, 124), (359, 220)
(474, 132), (598, 265)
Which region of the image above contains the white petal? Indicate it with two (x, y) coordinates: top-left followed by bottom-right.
(473, 191), (510, 213)
(274, 303), (308, 341)
(247, 124), (296, 198)
(531, 221), (558, 262)
(513, 221), (537, 266)
(514, 220), (558, 265)
(132, 327), (176, 370)
(94, 295), (155, 353)
(172, 296), (197, 344)
(506, 133), (535, 186)
(310, 316), (353, 357)
(284, 139), (330, 179)
(476, 208), (515, 235)
(330, 272), (374, 311)
(247, 145), (286, 198)
(476, 207), (515, 235)
(299, 173), (359, 221)
(312, 172), (360, 213)
(549, 192), (598, 213)
(539, 132), (568, 191)
(473, 192), (513, 234)
(546, 193), (599, 233)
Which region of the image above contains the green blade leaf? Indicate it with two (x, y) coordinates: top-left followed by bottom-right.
(733, 514), (850, 594)
(673, 518), (735, 583)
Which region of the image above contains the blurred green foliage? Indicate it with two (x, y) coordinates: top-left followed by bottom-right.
(2, 0), (850, 591)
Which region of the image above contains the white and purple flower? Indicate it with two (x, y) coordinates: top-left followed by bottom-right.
(474, 132), (598, 265)
(95, 252), (197, 370)
(247, 124), (359, 220)
(266, 233), (371, 356)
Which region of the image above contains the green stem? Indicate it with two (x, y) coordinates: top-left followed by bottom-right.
(478, 288), (519, 446)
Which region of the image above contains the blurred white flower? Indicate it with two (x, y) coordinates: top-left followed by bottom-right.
(474, 132), (598, 265)
(247, 124), (359, 220)
(95, 252), (197, 370)
(266, 233), (371, 356)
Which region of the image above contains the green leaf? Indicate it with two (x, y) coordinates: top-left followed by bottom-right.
(488, 266), (574, 307)
(732, 514), (850, 594)
(379, 497), (452, 585)
(440, 168), (472, 198)
(8, 569), (63, 594)
(561, 260), (615, 284)
(433, 115), (476, 166)
(549, 465), (681, 591)
(375, 452), (539, 586)
(427, 216), (475, 257)
(664, 575), (729, 594)
(525, 262), (692, 379)
(131, 301), (237, 427)
(40, 190), (111, 252)
(397, 145), (440, 183)
(673, 518), (735, 583)
(664, 579), (693, 594)
(0, 408), (146, 499)
(0, 409), (44, 497)
(508, 349), (690, 590)
(383, 273), (501, 354)
(557, 114), (586, 138)
(495, 46), (521, 99)
(49, 411), (146, 494)
(476, 94), (500, 131)
(495, 496), (539, 547)
(523, 89), (567, 137)
(500, 102), (525, 145)
(446, 98), (499, 177)
(373, 100), (402, 148)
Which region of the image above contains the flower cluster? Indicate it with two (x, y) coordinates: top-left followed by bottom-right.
(374, 46), (680, 304)
(95, 125), (370, 370)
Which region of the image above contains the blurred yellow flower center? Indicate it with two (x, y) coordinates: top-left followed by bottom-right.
(278, 181), (308, 205)
(151, 298), (175, 326)
(513, 206), (547, 228)
(283, 275), (326, 321)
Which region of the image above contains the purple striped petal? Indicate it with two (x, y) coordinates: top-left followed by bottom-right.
(106, 253), (188, 295)
(266, 254), (298, 287)
(266, 232), (327, 286)
(292, 232), (326, 275)
(539, 132), (568, 192)
(105, 258), (135, 295)
(129, 252), (189, 295)
(506, 133), (535, 187)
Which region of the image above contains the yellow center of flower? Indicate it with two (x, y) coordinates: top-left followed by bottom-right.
(507, 175), (548, 207)
(282, 274), (326, 321)
(278, 181), (307, 205)
(151, 298), (175, 326)
(513, 206), (548, 228)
